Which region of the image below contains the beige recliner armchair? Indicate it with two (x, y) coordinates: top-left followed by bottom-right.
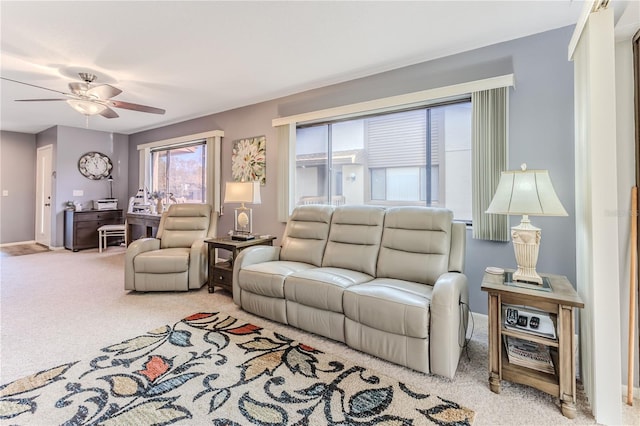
(125, 203), (216, 292)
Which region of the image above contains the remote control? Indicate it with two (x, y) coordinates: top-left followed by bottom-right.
(530, 316), (540, 329)
(517, 315), (528, 327)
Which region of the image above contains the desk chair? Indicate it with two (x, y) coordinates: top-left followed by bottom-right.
(98, 224), (127, 253)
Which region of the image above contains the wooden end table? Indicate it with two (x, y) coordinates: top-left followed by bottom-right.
(481, 270), (584, 418)
(205, 236), (277, 294)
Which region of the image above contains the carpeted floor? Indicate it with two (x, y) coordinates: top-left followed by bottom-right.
(0, 247), (638, 425)
(1, 311), (475, 424)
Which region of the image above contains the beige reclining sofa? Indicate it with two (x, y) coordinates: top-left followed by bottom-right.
(233, 204), (468, 378)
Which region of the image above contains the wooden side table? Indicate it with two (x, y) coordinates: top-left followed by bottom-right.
(205, 236), (277, 293)
(481, 270), (584, 418)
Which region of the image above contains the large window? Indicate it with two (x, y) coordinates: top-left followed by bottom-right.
(150, 140), (207, 204)
(295, 100), (472, 221)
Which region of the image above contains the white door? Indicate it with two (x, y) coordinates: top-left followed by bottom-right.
(35, 145), (53, 247)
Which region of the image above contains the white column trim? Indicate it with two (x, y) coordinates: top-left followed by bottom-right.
(572, 6), (622, 424)
(568, 0), (610, 60)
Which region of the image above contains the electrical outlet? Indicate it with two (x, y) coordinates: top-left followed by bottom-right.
(73, 190), (84, 196)
(2, 190), (8, 197)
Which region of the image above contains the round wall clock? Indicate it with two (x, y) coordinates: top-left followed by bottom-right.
(78, 151), (113, 180)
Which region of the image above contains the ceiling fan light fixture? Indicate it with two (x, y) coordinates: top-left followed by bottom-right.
(66, 99), (107, 116)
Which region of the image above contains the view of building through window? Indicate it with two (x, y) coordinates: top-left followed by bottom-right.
(295, 101), (472, 221)
(151, 141), (207, 204)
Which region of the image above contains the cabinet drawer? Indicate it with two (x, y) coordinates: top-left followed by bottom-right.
(75, 221), (119, 232)
(74, 210), (121, 222)
(212, 265), (232, 286)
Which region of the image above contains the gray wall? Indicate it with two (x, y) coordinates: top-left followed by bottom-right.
(33, 126), (129, 247)
(130, 26), (575, 314)
(53, 126), (129, 247)
(129, 102), (280, 238)
(0, 131), (36, 244)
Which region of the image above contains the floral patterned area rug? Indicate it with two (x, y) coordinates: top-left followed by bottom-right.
(0, 312), (475, 425)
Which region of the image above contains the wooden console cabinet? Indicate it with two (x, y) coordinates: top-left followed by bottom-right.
(64, 209), (124, 251)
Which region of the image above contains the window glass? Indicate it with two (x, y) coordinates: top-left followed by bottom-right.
(295, 100), (472, 221)
(150, 141), (206, 204)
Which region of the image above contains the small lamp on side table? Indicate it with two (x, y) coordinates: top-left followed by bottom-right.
(485, 163), (567, 285)
(224, 181), (261, 240)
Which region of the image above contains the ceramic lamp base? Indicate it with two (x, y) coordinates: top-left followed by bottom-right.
(511, 216), (543, 285)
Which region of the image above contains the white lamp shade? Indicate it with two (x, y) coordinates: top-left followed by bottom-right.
(67, 99), (107, 116)
(224, 181), (261, 205)
(486, 169), (567, 216)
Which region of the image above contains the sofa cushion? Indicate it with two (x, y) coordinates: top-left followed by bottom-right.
(343, 278), (433, 339)
(345, 318), (430, 373)
(285, 267), (373, 313)
(134, 248), (190, 273)
(287, 303), (346, 342)
(279, 205), (334, 267)
(238, 261), (315, 299)
(377, 207), (452, 285)
(321, 205), (385, 276)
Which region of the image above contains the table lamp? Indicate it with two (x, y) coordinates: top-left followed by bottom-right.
(107, 175), (114, 199)
(224, 181), (261, 240)
(485, 164), (567, 285)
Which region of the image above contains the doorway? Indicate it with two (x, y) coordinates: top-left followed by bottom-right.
(35, 145), (53, 247)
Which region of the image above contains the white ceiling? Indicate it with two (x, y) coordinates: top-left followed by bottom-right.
(0, 1), (594, 135)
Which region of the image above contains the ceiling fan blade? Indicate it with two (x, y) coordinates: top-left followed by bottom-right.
(87, 84), (122, 100)
(109, 100), (165, 115)
(1, 77), (71, 96)
(99, 106), (119, 119)
(15, 98), (67, 102)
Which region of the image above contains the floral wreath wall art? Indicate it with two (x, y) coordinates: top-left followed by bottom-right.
(231, 135), (266, 185)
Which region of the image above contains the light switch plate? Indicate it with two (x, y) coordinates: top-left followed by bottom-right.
(2, 190), (8, 197)
(73, 190), (84, 196)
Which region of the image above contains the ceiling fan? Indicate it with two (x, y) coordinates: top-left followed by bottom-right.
(1, 72), (165, 118)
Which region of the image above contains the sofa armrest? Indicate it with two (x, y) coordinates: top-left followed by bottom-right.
(232, 245), (281, 306)
(189, 238), (208, 289)
(429, 272), (469, 379)
(124, 238), (161, 290)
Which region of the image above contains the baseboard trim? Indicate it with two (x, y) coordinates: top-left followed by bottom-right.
(471, 312), (487, 320)
(0, 240), (36, 247)
(0, 241), (65, 251)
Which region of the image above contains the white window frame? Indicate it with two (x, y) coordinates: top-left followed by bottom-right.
(273, 75), (514, 221)
(137, 130), (224, 213)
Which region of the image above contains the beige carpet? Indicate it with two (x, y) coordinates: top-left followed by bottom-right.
(1, 247), (638, 425)
(1, 311), (474, 424)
